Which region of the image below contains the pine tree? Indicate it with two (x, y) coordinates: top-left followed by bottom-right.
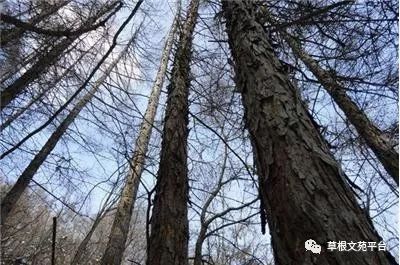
(100, 7), (179, 265)
(147, 0), (199, 265)
(1, 34), (135, 226)
(221, 1), (397, 264)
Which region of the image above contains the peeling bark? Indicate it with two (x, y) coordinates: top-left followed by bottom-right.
(100, 10), (179, 265)
(222, 1), (397, 264)
(146, 1), (199, 265)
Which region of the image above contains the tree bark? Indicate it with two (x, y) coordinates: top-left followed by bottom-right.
(100, 8), (179, 265)
(281, 32), (399, 186)
(0, 1), (120, 110)
(1, 39), (129, 226)
(222, 1), (397, 264)
(146, 1), (199, 265)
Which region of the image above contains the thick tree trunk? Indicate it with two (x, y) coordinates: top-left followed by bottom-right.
(146, 1), (199, 265)
(222, 1), (397, 264)
(0, 1), (119, 110)
(100, 10), (179, 265)
(1, 42), (128, 226)
(282, 33), (399, 186)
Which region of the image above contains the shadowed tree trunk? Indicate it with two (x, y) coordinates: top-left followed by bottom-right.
(0, 36), (133, 227)
(0, 1), (120, 110)
(100, 7), (180, 265)
(281, 31), (399, 186)
(146, 1), (199, 265)
(222, 1), (398, 264)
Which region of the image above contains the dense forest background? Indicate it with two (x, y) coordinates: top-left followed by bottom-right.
(0, 0), (398, 264)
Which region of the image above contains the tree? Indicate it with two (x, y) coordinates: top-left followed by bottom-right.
(0, 0), (71, 46)
(280, 29), (398, 185)
(0, 0), (121, 110)
(100, 5), (179, 264)
(1, 26), (139, 227)
(221, 0), (397, 264)
(1, 0), (397, 264)
(146, 0), (200, 265)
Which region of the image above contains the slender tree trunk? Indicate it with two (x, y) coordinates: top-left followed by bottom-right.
(281, 32), (399, 186)
(1, 0), (71, 46)
(222, 1), (397, 264)
(0, 1), (119, 110)
(193, 145), (228, 265)
(1, 37), (76, 110)
(71, 173), (118, 265)
(147, 1), (199, 265)
(100, 8), (179, 265)
(70, 212), (104, 265)
(0, 40), (96, 132)
(0, 40), (129, 226)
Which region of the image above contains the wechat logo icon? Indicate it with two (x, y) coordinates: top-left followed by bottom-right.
(305, 239), (321, 254)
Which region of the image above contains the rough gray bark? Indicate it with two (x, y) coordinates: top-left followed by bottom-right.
(0, 1), (120, 110)
(222, 1), (398, 264)
(281, 32), (399, 186)
(146, 1), (199, 265)
(0, 41), (129, 227)
(100, 9), (179, 265)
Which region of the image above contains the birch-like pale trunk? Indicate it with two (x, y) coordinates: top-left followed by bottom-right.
(222, 1), (397, 264)
(147, 1), (199, 265)
(1, 38), (130, 227)
(100, 8), (180, 265)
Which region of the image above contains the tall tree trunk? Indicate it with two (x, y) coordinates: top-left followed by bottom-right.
(100, 8), (179, 265)
(147, 1), (199, 265)
(222, 1), (397, 264)
(281, 32), (399, 186)
(0, 1), (120, 110)
(0, 38), (131, 226)
(70, 209), (108, 265)
(1, 37), (76, 110)
(0, 39), (97, 132)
